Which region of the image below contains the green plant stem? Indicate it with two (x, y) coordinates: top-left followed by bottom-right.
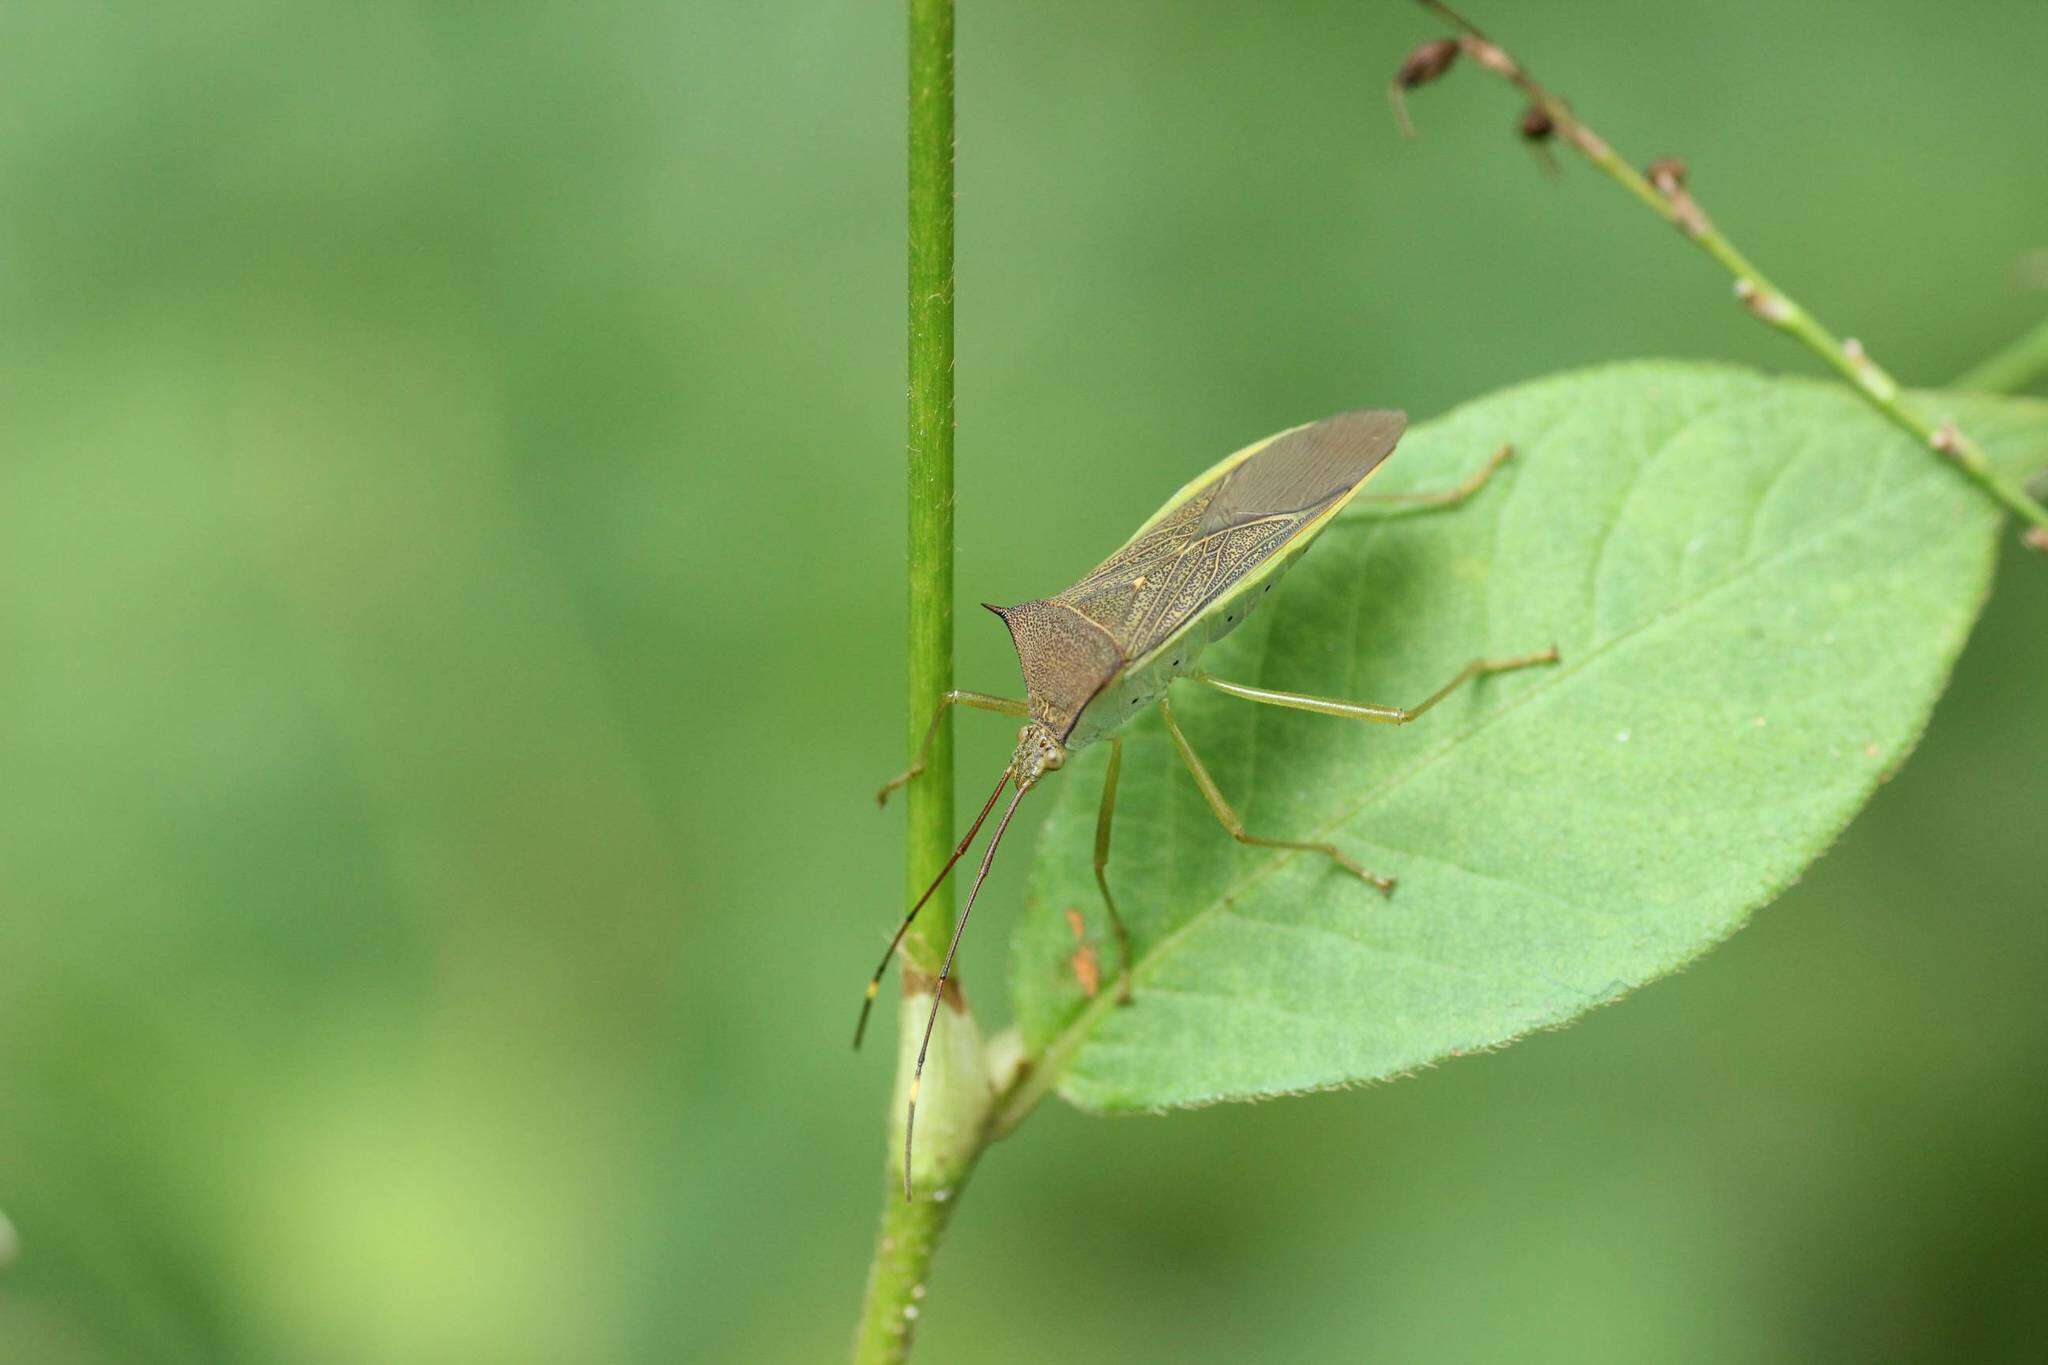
(852, 1175), (972, 1363)
(1413, 0), (2048, 549)
(1954, 315), (2048, 395)
(854, 2), (977, 1360)
(900, 0), (956, 986)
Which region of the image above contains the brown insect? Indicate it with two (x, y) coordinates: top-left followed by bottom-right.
(859, 409), (1556, 1194)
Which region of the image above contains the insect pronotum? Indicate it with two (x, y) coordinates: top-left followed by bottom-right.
(860, 409), (1557, 1196)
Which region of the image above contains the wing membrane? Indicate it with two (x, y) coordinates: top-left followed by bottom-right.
(1053, 409), (1404, 659)
(1198, 409), (1405, 533)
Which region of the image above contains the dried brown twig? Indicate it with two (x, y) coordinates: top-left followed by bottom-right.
(1397, 0), (2048, 550)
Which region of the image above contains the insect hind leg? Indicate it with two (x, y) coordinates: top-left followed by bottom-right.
(1193, 646), (1559, 727)
(1159, 695), (1396, 896)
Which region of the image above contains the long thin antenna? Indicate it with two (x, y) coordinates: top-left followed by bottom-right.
(903, 781), (1028, 1199)
(853, 768), (1011, 1050)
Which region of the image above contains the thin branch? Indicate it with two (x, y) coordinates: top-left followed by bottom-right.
(854, 1), (988, 1359)
(901, 0), (959, 1002)
(854, 1190), (966, 1364)
(1402, 0), (2048, 551)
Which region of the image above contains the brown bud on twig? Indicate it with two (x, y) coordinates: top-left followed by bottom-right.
(1647, 156), (1711, 239)
(1389, 38), (1461, 137)
(1518, 104), (1559, 176)
(2024, 526), (2048, 553)
(1396, 37), (1461, 87)
(1840, 337), (1899, 402)
(1734, 278), (1793, 325)
(1929, 421), (1964, 459)
(1463, 36), (1519, 78)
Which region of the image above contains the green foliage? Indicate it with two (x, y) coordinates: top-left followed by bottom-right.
(6, 2), (2047, 1359)
(1014, 362), (2048, 1112)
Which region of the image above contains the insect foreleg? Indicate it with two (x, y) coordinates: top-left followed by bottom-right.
(1192, 646), (1559, 726)
(1159, 695), (1396, 896)
(876, 690), (1030, 807)
(1091, 735), (1134, 1004)
(1354, 441), (1514, 514)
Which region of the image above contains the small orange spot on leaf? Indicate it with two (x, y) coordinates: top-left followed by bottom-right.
(1072, 950), (1100, 999)
(1064, 907), (1101, 999)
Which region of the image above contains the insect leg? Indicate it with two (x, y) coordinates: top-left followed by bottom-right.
(1091, 735), (1134, 1004)
(1159, 695), (1396, 896)
(1354, 441), (1514, 512)
(877, 690), (1030, 806)
(1192, 646), (1559, 726)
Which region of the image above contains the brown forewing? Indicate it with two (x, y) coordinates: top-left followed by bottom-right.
(990, 409), (1404, 738)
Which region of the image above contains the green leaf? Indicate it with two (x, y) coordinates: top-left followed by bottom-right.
(1010, 361), (2048, 1114)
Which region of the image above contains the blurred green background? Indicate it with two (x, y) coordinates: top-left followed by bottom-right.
(2, 1), (2045, 1360)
